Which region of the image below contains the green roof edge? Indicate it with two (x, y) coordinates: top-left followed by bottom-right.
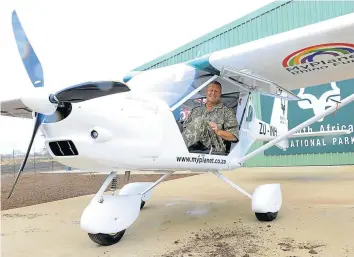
(132, 0), (291, 71)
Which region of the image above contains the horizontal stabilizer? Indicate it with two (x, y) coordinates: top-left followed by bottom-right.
(288, 130), (351, 138)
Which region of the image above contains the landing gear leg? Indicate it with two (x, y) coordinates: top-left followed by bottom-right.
(141, 172), (174, 196)
(211, 171), (281, 222)
(140, 171), (174, 209)
(123, 170), (146, 209)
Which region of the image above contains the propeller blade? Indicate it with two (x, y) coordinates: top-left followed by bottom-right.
(12, 10), (44, 88)
(7, 113), (45, 199)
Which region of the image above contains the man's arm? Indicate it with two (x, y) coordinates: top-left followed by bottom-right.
(215, 129), (237, 141)
(182, 108), (194, 130)
(210, 123), (238, 141)
(210, 107), (239, 141)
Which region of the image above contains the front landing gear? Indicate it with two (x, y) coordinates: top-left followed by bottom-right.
(81, 171), (174, 246)
(211, 171), (282, 222)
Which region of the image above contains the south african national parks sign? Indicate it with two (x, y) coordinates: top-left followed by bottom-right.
(261, 78), (354, 155)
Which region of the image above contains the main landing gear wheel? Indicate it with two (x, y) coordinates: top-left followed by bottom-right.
(255, 211), (278, 222)
(88, 230), (126, 246)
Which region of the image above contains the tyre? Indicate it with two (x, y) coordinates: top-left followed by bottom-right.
(88, 230), (126, 246)
(255, 211), (278, 222)
(140, 200), (146, 209)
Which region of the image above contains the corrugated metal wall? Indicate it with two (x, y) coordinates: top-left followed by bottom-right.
(135, 0), (354, 71)
(134, 0), (354, 166)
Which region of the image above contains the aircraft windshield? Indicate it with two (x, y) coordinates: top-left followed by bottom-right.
(55, 81), (130, 103)
(178, 92), (239, 123)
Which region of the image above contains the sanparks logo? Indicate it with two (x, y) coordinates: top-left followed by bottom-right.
(261, 78), (354, 155)
(282, 43), (354, 75)
(297, 81), (340, 122)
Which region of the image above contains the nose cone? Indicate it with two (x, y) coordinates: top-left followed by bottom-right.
(20, 87), (57, 115)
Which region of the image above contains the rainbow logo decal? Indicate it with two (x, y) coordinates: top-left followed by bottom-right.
(282, 43), (354, 67)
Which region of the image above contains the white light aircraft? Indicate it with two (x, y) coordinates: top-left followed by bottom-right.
(3, 10), (354, 246)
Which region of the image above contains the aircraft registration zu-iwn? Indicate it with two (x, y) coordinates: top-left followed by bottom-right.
(2, 10), (354, 246)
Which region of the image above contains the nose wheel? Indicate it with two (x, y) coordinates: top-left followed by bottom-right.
(82, 171), (174, 246)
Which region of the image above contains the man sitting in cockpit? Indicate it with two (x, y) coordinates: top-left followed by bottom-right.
(181, 81), (239, 153)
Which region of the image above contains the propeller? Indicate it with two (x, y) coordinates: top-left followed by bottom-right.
(8, 11), (130, 198)
(7, 11), (46, 199)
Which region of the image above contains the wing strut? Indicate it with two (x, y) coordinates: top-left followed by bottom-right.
(233, 92), (354, 167)
(170, 75), (218, 111)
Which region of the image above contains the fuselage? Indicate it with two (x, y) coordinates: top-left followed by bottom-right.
(39, 62), (254, 172)
(39, 89), (234, 172)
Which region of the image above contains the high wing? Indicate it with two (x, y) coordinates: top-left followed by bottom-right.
(126, 11), (354, 104)
(206, 11), (354, 92)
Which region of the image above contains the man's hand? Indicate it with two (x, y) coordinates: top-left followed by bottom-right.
(209, 122), (237, 141)
(209, 122), (218, 132)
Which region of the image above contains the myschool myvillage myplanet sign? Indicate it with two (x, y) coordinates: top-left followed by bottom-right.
(282, 43), (354, 75)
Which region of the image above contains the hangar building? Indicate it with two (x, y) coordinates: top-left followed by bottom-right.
(131, 0), (354, 167)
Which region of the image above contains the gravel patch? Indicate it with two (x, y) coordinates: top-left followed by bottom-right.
(1, 172), (198, 210)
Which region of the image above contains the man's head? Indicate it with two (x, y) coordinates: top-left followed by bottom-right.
(206, 81), (222, 105)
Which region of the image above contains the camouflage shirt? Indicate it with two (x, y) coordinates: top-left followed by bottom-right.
(183, 102), (239, 149)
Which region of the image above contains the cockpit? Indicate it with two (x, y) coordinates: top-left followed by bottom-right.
(162, 64), (298, 156)
(172, 74), (245, 156)
(124, 63), (298, 156)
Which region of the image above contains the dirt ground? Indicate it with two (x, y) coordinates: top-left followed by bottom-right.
(1, 166), (354, 257)
(1, 172), (198, 210)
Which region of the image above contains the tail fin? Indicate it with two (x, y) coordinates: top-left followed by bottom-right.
(270, 97), (289, 150)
